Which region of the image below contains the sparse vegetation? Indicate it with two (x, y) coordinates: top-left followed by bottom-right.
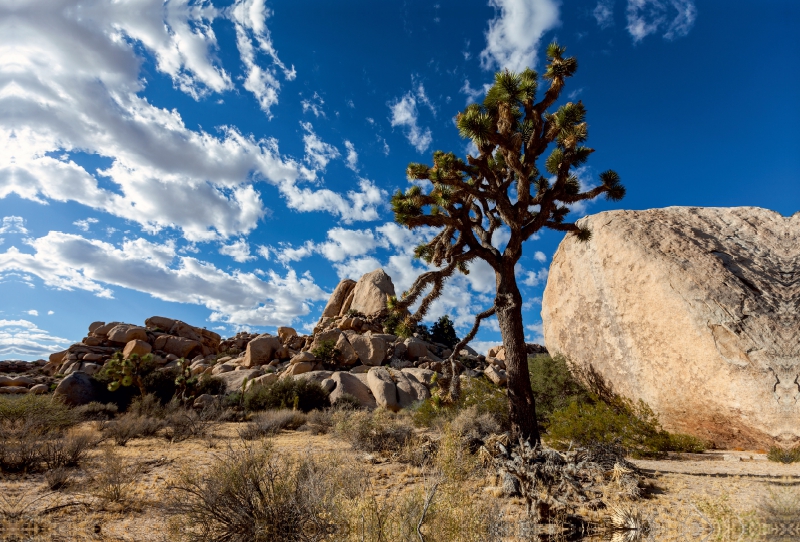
(238, 409), (307, 440)
(767, 446), (800, 463)
(167, 443), (363, 542)
(332, 408), (414, 454)
(243, 378), (329, 412)
(309, 338), (339, 365)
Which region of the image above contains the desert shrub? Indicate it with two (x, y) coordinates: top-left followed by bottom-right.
(528, 354), (592, 424)
(239, 410), (307, 440)
(768, 446), (800, 463)
(332, 408), (414, 454)
(194, 376), (225, 397)
(45, 467), (72, 491)
(41, 430), (96, 470)
(305, 409), (334, 435)
(546, 396), (704, 458)
(456, 377), (510, 430)
(0, 394), (77, 435)
(0, 395), (80, 472)
(161, 409), (214, 443)
(167, 443), (365, 542)
(75, 401), (119, 421)
(310, 339), (339, 365)
(127, 393), (169, 418)
(665, 432), (707, 454)
(330, 392), (362, 411)
(101, 413), (163, 446)
(449, 406), (501, 443)
(93, 446), (139, 502)
(243, 378), (329, 413)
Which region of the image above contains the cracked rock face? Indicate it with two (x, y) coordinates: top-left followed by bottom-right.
(542, 207), (800, 448)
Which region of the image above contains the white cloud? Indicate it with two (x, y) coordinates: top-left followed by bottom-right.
(522, 268), (549, 287)
(274, 241), (316, 264)
(301, 122), (340, 170)
(26, 310), (38, 316)
(47, 310), (54, 315)
(0, 232), (329, 326)
(256, 245), (271, 260)
(525, 321), (545, 344)
(0, 319), (72, 358)
(2, 0), (384, 244)
(389, 94), (433, 153)
(317, 228), (384, 262)
(480, 0), (561, 72)
(73, 218), (99, 231)
(626, 0), (696, 43)
(343, 141), (359, 172)
(414, 81), (437, 117)
(219, 238), (256, 262)
(301, 92), (326, 118)
(278, 177), (386, 223)
(229, 0), (296, 115)
(0, 217), (28, 234)
(593, 0), (615, 28)
(533, 251), (547, 263)
(460, 79), (492, 106)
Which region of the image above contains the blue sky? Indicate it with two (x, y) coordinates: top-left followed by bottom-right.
(1, 0), (798, 360)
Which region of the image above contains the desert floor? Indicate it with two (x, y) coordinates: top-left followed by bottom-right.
(2, 422), (796, 542)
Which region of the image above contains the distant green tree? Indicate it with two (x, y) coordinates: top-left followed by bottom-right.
(389, 44), (625, 443)
(431, 315), (459, 349)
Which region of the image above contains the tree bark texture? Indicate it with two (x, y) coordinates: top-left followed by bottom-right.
(495, 269), (541, 444)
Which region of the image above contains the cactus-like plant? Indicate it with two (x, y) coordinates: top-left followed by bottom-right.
(104, 352), (153, 397)
(173, 358), (199, 406)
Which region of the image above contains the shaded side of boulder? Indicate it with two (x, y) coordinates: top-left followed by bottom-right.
(321, 279), (357, 318)
(53, 372), (95, 406)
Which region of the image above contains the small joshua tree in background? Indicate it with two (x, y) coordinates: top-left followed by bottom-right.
(104, 352), (153, 398)
(389, 44), (625, 443)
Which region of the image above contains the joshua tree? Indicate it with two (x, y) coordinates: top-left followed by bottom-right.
(390, 44), (625, 443)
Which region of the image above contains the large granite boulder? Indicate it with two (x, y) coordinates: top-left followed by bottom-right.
(53, 372), (96, 406)
(542, 207), (800, 449)
(349, 269), (396, 316)
(349, 333), (387, 366)
(329, 372), (377, 408)
(243, 334), (282, 367)
(321, 279), (357, 317)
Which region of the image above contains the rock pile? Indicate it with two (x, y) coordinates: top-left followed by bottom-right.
(5, 267), (546, 409)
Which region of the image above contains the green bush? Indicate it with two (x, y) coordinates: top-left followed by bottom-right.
(410, 376), (508, 430)
(195, 376), (225, 397)
(546, 396), (706, 458)
(310, 339), (339, 366)
(431, 315), (459, 348)
(768, 446), (800, 463)
(243, 378), (330, 413)
(528, 354), (592, 424)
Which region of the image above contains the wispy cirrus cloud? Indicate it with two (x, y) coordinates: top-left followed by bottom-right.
(626, 0), (697, 42)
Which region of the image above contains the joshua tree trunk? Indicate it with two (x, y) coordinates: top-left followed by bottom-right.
(495, 269), (541, 444)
